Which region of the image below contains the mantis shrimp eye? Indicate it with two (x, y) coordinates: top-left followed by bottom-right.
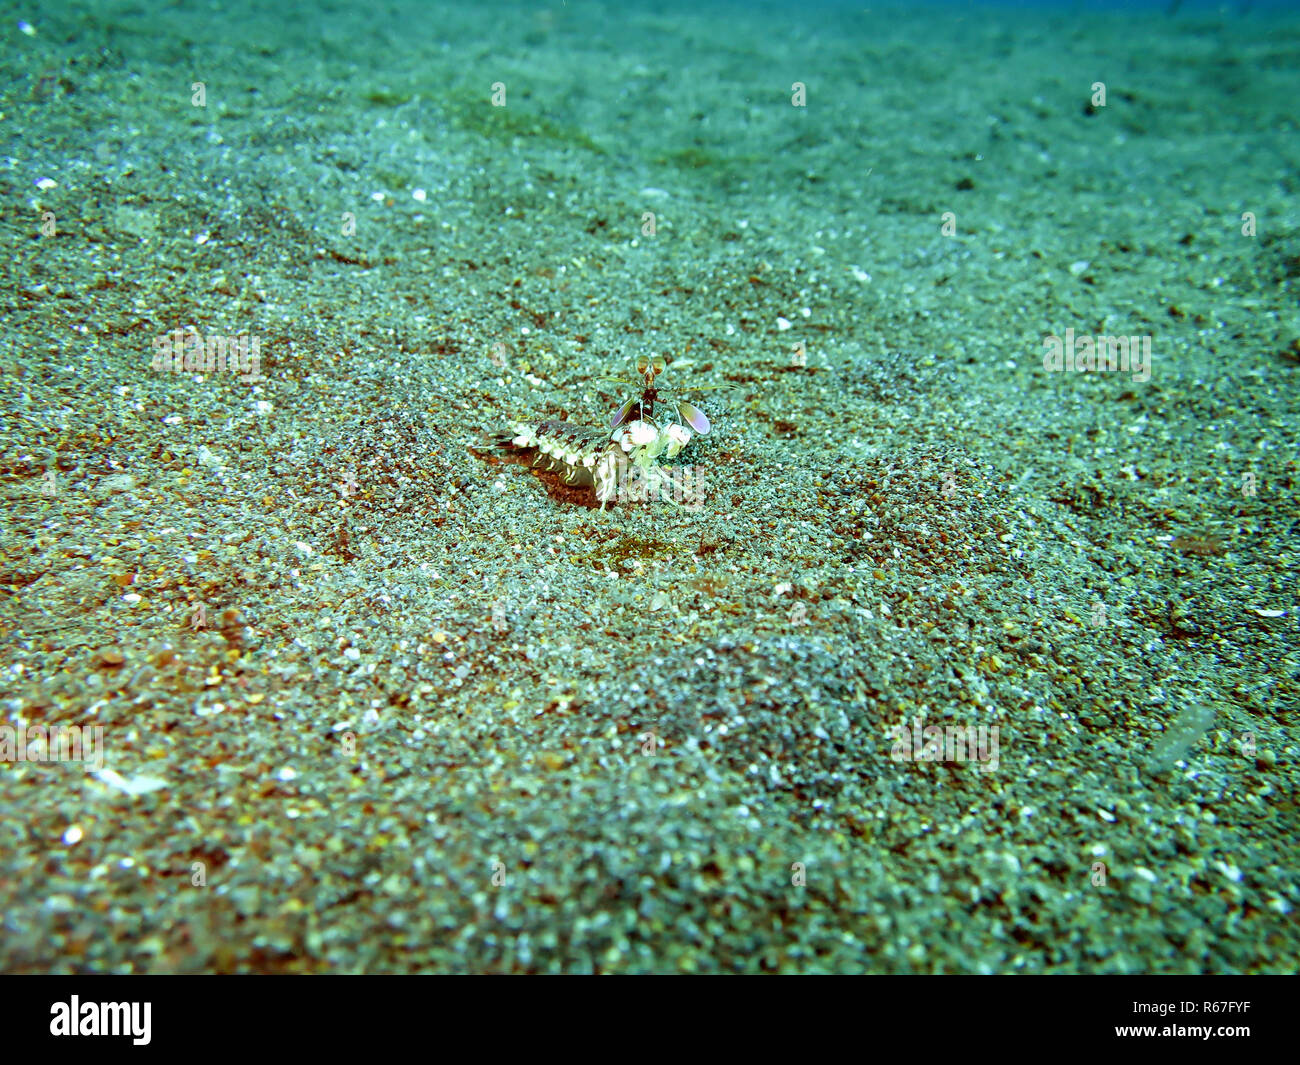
(636, 354), (666, 379)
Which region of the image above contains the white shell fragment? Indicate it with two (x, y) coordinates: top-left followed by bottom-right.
(93, 769), (168, 796)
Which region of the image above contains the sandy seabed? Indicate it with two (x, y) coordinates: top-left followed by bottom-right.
(0, 0), (1296, 973)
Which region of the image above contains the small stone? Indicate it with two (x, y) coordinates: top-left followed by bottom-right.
(101, 474), (135, 493)
(95, 647), (125, 668)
